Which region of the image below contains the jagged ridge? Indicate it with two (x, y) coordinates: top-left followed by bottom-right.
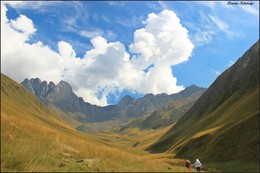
(21, 78), (206, 123)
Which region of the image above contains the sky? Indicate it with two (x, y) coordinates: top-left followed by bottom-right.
(1, 1), (259, 106)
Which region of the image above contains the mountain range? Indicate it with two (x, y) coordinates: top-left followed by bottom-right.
(119, 87), (205, 131)
(21, 79), (206, 124)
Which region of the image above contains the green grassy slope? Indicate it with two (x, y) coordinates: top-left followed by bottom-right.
(173, 88), (259, 161)
(1, 73), (191, 172)
(148, 40), (259, 171)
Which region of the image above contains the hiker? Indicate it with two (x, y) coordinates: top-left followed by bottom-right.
(184, 159), (191, 169)
(192, 158), (203, 172)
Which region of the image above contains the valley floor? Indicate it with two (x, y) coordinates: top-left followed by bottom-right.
(92, 125), (210, 172)
(2, 113), (258, 173)
(93, 125), (259, 172)
(0, 106), (193, 172)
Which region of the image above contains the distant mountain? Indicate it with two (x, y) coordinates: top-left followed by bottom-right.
(21, 79), (83, 112)
(118, 85), (206, 119)
(21, 78), (206, 123)
(21, 78), (56, 101)
(119, 87), (205, 131)
(148, 40), (259, 165)
(22, 79), (115, 122)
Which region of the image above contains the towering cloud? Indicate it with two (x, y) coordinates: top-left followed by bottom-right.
(129, 10), (194, 94)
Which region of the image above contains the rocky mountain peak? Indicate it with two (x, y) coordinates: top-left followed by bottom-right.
(48, 81), (74, 100)
(184, 84), (205, 93)
(144, 93), (155, 99)
(49, 81), (55, 90)
(173, 85), (206, 99)
(186, 84), (199, 89)
(119, 95), (135, 106)
(29, 78), (41, 86)
(56, 80), (72, 92)
(21, 78), (34, 94)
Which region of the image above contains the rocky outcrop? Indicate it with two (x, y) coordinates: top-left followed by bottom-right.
(21, 78), (55, 101)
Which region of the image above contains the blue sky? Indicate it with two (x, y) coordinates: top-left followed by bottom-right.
(1, 1), (259, 106)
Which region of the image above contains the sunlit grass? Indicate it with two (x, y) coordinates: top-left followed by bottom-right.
(1, 73), (189, 172)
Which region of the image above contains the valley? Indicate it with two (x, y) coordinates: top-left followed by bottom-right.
(1, 40), (259, 172)
(0, 73), (217, 172)
(1, 73), (189, 172)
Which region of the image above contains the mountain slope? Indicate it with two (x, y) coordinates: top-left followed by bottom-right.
(1, 73), (180, 172)
(119, 88), (205, 131)
(117, 85), (206, 120)
(148, 40), (259, 167)
(21, 78), (206, 123)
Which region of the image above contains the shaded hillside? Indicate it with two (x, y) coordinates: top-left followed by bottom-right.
(21, 78), (206, 123)
(148, 40), (259, 166)
(1, 73), (180, 172)
(119, 88), (205, 131)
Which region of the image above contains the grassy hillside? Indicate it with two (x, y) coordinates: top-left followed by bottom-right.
(47, 105), (82, 129)
(1, 73), (193, 172)
(172, 88), (259, 163)
(148, 40), (259, 172)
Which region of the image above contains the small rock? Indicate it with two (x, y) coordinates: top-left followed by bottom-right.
(76, 159), (84, 162)
(132, 142), (140, 147)
(8, 134), (14, 140)
(60, 144), (79, 153)
(62, 152), (71, 157)
(9, 122), (21, 130)
(62, 158), (71, 163)
(77, 158), (99, 167)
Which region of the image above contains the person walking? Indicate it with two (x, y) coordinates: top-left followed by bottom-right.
(185, 159), (191, 170)
(193, 158), (203, 172)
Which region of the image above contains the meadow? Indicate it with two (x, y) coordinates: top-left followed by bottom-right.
(1, 73), (195, 172)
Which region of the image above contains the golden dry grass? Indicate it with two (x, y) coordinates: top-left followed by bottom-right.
(1, 73), (192, 172)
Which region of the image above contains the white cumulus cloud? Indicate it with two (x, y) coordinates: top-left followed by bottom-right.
(1, 2), (63, 83)
(10, 14), (37, 36)
(1, 2), (194, 106)
(129, 10), (194, 94)
(58, 41), (77, 59)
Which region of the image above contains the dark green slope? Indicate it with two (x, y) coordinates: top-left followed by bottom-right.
(148, 40), (259, 165)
